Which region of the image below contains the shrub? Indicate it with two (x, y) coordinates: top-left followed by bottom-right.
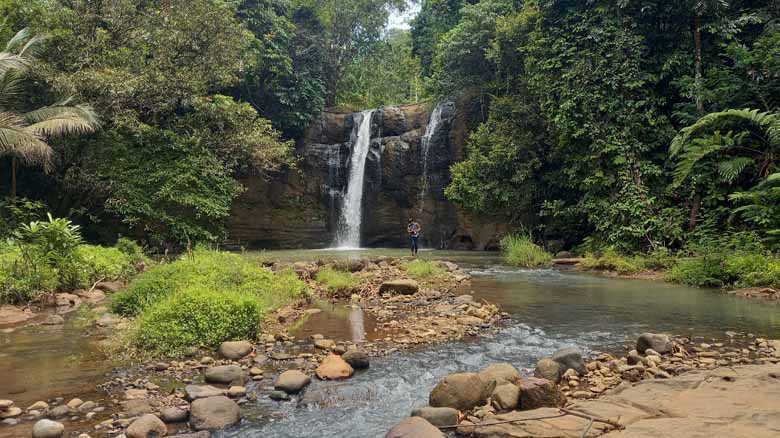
(72, 245), (137, 286)
(115, 237), (149, 265)
(315, 267), (358, 295)
(131, 287), (265, 357)
(666, 251), (780, 289)
(404, 259), (446, 279)
(111, 249), (307, 316)
(501, 234), (552, 268)
(665, 255), (726, 287)
(0, 246), (58, 303)
(580, 249), (646, 274)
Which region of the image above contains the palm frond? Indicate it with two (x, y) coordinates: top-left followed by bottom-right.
(0, 111), (52, 169)
(25, 103), (101, 138)
(672, 133), (730, 186)
(0, 69), (26, 110)
(717, 156), (754, 183)
(670, 109), (779, 156)
(0, 52), (30, 75)
(4, 28), (31, 52)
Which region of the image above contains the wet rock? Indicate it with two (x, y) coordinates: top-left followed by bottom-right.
(32, 419), (64, 438)
(190, 396), (241, 430)
(204, 365), (245, 385)
(386, 416), (445, 438)
(274, 370), (311, 394)
(314, 339), (336, 350)
(491, 383), (520, 411)
(0, 407), (21, 418)
(218, 341), (253, 360)
(160, 406), (188, 423)
(95, 313), (118, 327)
(342, 350), (370, 369)
(410, 406), (459, 427)
(27, 401), (48, 411)
(269, 391), (290, 401)
(429, 373), (493, 411)
(518, 377), (564, 410)
(637, 333), (672, 354)
(316, 354), (354, 380)
(534, 358), (562, 383)
(122, 399), (153, 416)
(479, 363), (521, 386)
(47, 405), (70, 419)
(126, 414), (166, 438)
(77, 401), (96, 412)
(185, 385), (224, 401)
(172, 433), (211, 438)
(41, 315), (65, 325)
(227, 386), (246, 398)
(440, 261), (459, 272)
(453, 295), (475, 305)
(54, 293), (80, 308)
(551, 347), (586, 375)
(0, 305), (36, 324)
(379, 279), (419, 295)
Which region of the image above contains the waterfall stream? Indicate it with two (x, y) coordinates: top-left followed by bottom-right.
(335, 110), (374, 248)
(419, 103), (443, 213)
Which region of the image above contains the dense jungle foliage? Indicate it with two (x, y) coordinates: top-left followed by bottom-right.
(2, 0), (780, 270)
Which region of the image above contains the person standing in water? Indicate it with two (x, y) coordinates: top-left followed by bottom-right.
(407, 218), (421, 256)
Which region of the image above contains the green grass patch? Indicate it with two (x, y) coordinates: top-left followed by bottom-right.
(501, 234), (552, 268)
(315, 267), (359, 295)
(404, 259), (447, 279)
(666, 251), (780, 288)
(114, 249), (308, 357)
(580, 249), (647, 275)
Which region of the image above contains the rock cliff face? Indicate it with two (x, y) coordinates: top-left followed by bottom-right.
(228, 101), (508, 249)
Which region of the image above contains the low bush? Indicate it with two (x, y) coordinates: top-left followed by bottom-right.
(666, 251), (780, 288)
(119, 249), (308, 356)
(315, 267), (358, 294)
(111, 248), (307, 316)
(131, 287), (265, 357)
(501, 234), (552, 268)
(404, 259), (446, 279)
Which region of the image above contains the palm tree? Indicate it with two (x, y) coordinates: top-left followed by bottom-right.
(0, 28), (100, 200)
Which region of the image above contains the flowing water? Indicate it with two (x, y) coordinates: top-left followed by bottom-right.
(418, 103), (443, 214)
(216, 252), (780, 438)
(335, 110), (375, 248)
(3, 251), (780, 438)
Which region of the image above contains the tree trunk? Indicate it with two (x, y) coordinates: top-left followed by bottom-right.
(11, 157), (17, 201)
(694, 14), (704, 113)
(688, 193), (701, 231)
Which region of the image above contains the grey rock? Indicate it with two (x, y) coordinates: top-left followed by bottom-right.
(637, 333), (672, 354)
(479, 363), (521, 386)
(342, 350), (370, 369)
(32, 419), (64, 438)
(379, 279), (419, 295)
(190, 396), (241, 430)
(160, 406), (188, 423)
(410, 406), (459, 427)
(274, 370), (311, 394)
(204, 365), (245, 385)
(185, 385), (224, 401)
(534, 358), (562, 383)
(551, 347), (586, 375)
(218, 340), (253, 360)
(269, 391), (290, 401)
(126, 414), (166, 438)
(491, 383), (520, 411)
(47, 405), (70, 419)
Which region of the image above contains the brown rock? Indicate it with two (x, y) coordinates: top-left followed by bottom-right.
(385, 416), (445, 438)
(429, 373), (494, 411)
(518, 377), (565, 410)
(126, 414), (166, 438)
(316, 355), (354, 380)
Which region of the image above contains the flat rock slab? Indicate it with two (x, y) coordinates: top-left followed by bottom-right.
(475, 364), (780, 438)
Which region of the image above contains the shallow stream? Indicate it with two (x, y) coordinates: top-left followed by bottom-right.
(2, 250), (779, 438)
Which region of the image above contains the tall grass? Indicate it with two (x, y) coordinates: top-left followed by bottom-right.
(501, 234), (552, 268)
(315, 267), (359, 295)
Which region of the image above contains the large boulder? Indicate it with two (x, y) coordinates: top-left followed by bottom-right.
(185, 385), (224, 401)
(429, 373), (494, 411)
(379, 279), (419, 295)
(32, 419), (64, 438)
(217, 341), (253, 360)
(190, 396), (241, 430)
(204, 365), (245, 385)
(492, 383), (520, 411)
(636, 333), (672, 354)
(410, 406), (459, 427)
(126, 414), (167, 438)
(160, 406), (188, 423)
(386, 416), (445, 438)
(342, 350), (370, 369)
(551, 347), (586, 375)
(316, 355), (354, 380)
(479, 363), (521, 386)
(518, 377), (565, 410)
(274, 370), (311, 394)
(534, 358), (562, 383)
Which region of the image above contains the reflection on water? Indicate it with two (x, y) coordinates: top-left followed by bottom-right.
(290, 300), (386, 343)
(222, 259), (780, 438)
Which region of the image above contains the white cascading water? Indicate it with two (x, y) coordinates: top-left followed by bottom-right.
(335, 110), (374, 248)
(419, 103), (444, 213)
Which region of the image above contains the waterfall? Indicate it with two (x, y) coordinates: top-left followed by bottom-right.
(335, 110), (374, 248)
(419, 103), (444, 213)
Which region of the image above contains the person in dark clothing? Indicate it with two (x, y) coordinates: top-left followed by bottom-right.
(407, 218), (421, 255)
